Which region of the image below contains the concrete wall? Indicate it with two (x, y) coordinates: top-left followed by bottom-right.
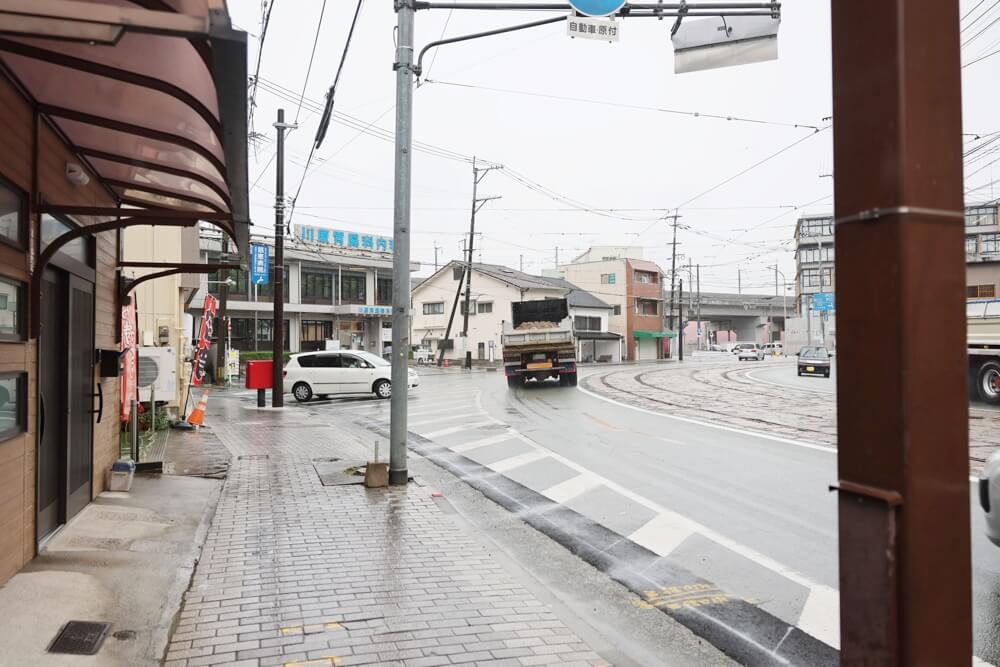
(561, 260), (628, 340)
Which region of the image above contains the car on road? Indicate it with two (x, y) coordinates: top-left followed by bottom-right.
(283, 350), (419, 402)
(980, 450), (1000, 547)
(762, 342), (784, 356)
(797, 346), (831, 377)
(736, 344), (764, 361)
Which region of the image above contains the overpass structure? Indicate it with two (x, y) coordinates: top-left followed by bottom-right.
(684, 291), (792, 343)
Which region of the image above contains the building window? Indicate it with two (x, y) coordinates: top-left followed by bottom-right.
(967, 206), (998, 227)
(801, 268), (834, 288)
(256, 266), (289, 302)
(0, 277), (25, 342)
(302, 320), (334, 342)
(207, 264), (249, 300)
(968, 284), (996, 298)
(799, 217), (833, 238)
(0, 178), (24, 249)
(982, 234), (1000, 254)
(477, 302), (493, 314)
(376, 276), (392, 305)
(256, 318), (290, 350)
(601, 273), (616, 284)
(799, 246), (834, 263)
(968, 235), (979, 254)
(423, 302), (444, 315)
(613, 304), (621, 316)
(635, 299), (658, 316)
(0, 372), (26, 442)
(460, 300), (477, 316)
(301, 270), (333, 304)
(633, 270), (658, 284)
(340, 272), (366, 304)
(574, 315), (601, 331)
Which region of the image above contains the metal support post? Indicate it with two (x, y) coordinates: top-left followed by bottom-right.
(272, 108), (289, 408)
(696, 263), (701, 350)
(667, 214), (678, 331)
(832, 1), (970, 662)
(677, 278), (683, 362)
(215, 236), (229, 384)
(390, 0), (416, 485)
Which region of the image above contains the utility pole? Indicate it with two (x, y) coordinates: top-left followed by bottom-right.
(519, 254), (523, 272)
(461, 157), (500, 370)
(555, 246), (559, 269)
(389, 0), (414, 486)
(433, 243), (440, 272)
(696, 264), (701, 351)
(271, 108), (293, 408)
(215, 235), (229, 384)
(677, 278), (683, 362)
(667, 213), (679, 331)
(738, 267), (742, 295)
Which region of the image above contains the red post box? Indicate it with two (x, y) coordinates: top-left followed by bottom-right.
(245, 360), (274, 389)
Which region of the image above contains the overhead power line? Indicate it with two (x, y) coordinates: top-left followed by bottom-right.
(423, 79), (822, 131)
(248, 0), (277, 133)
(293, 0), (329, 125)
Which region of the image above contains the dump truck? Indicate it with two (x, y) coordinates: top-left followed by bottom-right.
(969, 299), (1000, 404)
(501, 298), (577, 388)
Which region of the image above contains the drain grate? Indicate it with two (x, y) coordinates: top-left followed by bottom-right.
(48, 621), (110, 655)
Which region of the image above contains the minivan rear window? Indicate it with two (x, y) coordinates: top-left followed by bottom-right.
(296, 354), (317, 368)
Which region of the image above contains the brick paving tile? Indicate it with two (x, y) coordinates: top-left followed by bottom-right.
(164, 400), (608, 667)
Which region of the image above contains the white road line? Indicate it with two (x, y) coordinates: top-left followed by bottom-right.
(488, 450), (549, 473)
(409, 404), (477, 418)
(541, 473), (603, 504)
(743, 367), (833, 395)
(796, 586), (841, 650)
(577, 383), (838, 454)
(449, 431), (521, 453)
(419, 419), (498, 439)
(627, 512), (699, 558)
(409, 412), (476, 427)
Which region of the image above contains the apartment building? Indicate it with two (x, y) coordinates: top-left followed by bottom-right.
(560, 247), (667, 361)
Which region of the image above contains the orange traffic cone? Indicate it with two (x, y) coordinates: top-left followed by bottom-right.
(187, 390), (209, 427)
(443, 358), (449, 368)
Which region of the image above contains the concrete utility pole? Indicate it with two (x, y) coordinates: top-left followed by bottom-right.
(667, 213), (679, 331)
(554, 246), (559, 269)
(389, 0), (415, 485)
(215, 235), (229, 384)
(832, 1), (969, 662)
(461, 157), (500, 371)
(677, 278), (683, 362)
(738, 267), (742, 295)
(272, 108), (293, 408)
(696, 264), (701, 350)
(433, 243), (440, 272)
(519, 254), (523, 272)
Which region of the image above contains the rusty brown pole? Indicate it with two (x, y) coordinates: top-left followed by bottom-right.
(831, 1), (970, 664)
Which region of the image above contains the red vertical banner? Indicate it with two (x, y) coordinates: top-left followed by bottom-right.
(191, 294), (218, 387)
(120, 299), (137, 422)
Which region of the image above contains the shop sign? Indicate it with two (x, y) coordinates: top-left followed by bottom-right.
(192, 294), (218, 387)
(360, 306), (392, 316)
(295, 224), (393, 253)
(120, 299), (137, 422)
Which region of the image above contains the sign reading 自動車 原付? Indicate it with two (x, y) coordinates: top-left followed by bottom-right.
(567, 15), (620, 41)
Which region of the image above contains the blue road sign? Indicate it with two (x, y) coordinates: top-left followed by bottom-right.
(250, 244), (269, 285)
(569, 0), (625, 17)
(812, 292), (835, 311)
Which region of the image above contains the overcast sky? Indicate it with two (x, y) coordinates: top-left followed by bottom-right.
(232, 1), (1000, 294)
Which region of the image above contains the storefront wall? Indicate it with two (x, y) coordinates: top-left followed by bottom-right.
(0, 73), (120, 585)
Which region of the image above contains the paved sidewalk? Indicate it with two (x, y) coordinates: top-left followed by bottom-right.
(165, 399), (607, 667)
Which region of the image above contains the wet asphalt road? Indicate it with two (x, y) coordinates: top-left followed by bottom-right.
(263, 358), (1000, 663)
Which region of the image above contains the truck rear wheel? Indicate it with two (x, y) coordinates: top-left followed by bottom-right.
(560, 372), (577, 387)
(978, 361), (1000, 405)
(507, 375), (522, 389)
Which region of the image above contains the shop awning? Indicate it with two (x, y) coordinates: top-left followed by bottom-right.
(633, 330), (676, 339)
(0, 0), (249, 254)
(576, 331), (623, 341)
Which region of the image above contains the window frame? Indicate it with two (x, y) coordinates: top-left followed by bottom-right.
(340, 271), (366, 305)
(422, 302), (445, 315)
(300, 270), (334, 305)
(0, 371), (27, 442)
(0, 276), (26, 342)
(0, 174), (26, 251)
(477, 302), (493, 314)
(601, 273), (616, 285)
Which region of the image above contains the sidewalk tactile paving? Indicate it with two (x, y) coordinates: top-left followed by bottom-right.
(165, 404), (608, 667)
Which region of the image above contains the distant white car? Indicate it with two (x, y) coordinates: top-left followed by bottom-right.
(283, 350), (418, 402)
(980, 451), (1000, 547)
(762, 343), (784, 356)
(735, 344), (764, 361)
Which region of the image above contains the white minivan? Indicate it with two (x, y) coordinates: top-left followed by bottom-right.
(283, 350), (419, 402)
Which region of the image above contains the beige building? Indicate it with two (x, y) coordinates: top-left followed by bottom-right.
(122, 226), (202, 408)
(560, 247), (667, 361)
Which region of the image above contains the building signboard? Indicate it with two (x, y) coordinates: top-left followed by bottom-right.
(120, 299), (137, 422)
(295, 224), (393, 253)
(191, 294), (218, 387)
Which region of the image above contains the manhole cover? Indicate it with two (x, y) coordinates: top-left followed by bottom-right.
(48, 621), (110, 655)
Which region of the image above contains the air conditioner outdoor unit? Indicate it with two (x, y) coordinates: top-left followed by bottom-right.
(137, 346), (177, 403)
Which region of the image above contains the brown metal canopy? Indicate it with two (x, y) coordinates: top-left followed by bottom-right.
(0, 0), (250, 253)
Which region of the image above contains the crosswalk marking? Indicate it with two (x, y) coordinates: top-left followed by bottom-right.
(449, 432), (521, 453)
(541, 474), (603, 504)
(420, 419), (499, 439)
(489, 450), (549, 473)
